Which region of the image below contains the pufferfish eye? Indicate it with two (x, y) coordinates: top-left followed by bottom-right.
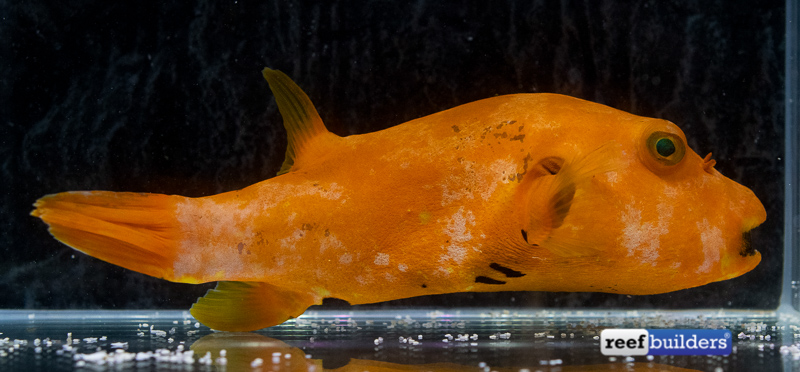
(646, 131), (685, 166)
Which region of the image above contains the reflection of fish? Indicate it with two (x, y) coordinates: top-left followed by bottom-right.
(191, 333), (314, 371)
(191, 332), (702, 372)
(32, 69), (766, 331)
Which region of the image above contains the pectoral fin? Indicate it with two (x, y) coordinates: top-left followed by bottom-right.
(524, 142), (621, 257)
(190, 281), (319, 332)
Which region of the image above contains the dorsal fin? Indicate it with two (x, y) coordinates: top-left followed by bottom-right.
(262, 68), (335, 175)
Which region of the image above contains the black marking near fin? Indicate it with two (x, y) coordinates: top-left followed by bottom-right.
(489, 263), (526, 278)
(521, 229), (528, 243)
(475, 276), (506, 285)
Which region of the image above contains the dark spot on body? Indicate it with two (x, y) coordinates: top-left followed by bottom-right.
(237, 242), (245, 254)
(521, 229), (528, 243)
(493, 132), (508, 139)
(324, 229), (330, 237)
(302, 223), (315, 231)
(510, 134), (525, 142)
(490, 263), (526, 278)
(421, 284), (428, 288)
(452, 125), (460, 132)
(475, 276), (506, 285)
(515, 153), (533, 182)
(247, 250), (252, 255)
(481, 126), (493, 139)
(254, 232), (268, 246)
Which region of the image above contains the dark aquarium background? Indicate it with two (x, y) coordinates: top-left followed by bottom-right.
(1, 1), (785, 310)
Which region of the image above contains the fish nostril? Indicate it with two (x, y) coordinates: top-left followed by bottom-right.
(740, 230), (756, 257)
(702, 152), (717, 174)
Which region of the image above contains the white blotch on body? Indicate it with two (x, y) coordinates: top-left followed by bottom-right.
(440, 158), (516, 206)
(339, 253), (353, 264)
(279, 229), (305, 251)
(619, 201), (673, 265)
(172, 181), (348, 280)
(663, 185), (679, 199)
(319, 233), (344, 254)
(255, 182), (346, 211)
(374, 253), (390, 266)
(487, 158), (517, 189)
(355, 275), (371, 286)
(439, 207), (476, 266)
(696, 219), (723, 274)
(173, 198), (257, 279)
(379, 128), (443, 165)
(398, 263), (408, 272)
(605, 171), (618, 185)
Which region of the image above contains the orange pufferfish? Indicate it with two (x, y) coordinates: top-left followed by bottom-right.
(32, 68), (767, 332)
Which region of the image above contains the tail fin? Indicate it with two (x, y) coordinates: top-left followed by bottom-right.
(31, 191), (184, 282)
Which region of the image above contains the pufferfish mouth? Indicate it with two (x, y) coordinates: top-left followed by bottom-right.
(740, 231), (756, 257)
(739, 209), (766, 258)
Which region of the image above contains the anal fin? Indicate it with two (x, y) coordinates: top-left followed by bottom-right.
(190, 281), (319, 332)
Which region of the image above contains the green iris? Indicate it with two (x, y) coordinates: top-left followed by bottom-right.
(655, 138), (676, 157)
(645, 130), (685, 167)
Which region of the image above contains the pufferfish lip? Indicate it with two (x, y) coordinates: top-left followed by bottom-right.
(740, 231), (756, 257)
(739, 208), (766, 258)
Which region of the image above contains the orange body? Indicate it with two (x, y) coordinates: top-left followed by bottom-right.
(32, 69), (766, 331)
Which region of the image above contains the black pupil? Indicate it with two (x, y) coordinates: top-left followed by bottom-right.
(656, 138), (676, 157)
